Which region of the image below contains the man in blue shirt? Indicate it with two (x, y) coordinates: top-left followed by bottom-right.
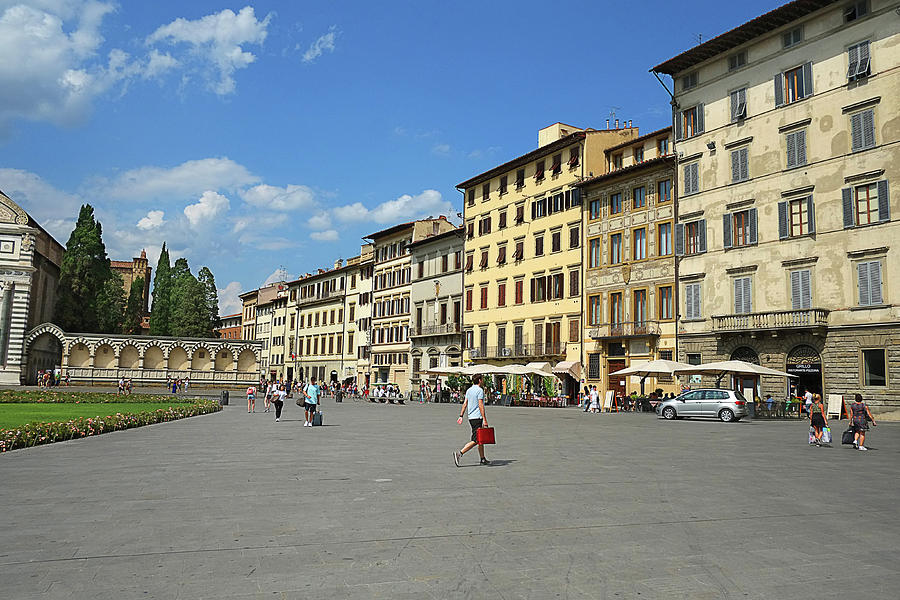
(454, 374), (490, 466)
(302, 376), (320, 427)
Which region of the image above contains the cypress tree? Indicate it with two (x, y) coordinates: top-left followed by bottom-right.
(170, 272), (209, 338)
(197, 266), (220, 334)
(149, 243), (171, 336)
(54, 204), (112, 332)
(123, 277), (145, 335)
(96, 271), (126, 333)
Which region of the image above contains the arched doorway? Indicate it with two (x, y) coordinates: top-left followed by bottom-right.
(786, 345), (822, 397)
(24, 331), (62, 384)
(730, 346), (760, 400)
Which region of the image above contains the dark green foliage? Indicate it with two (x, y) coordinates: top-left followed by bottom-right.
(149, 243), (171, 336)
(170, 274), (210, 337)
(147, 243), (218, 338)
(123, 277), (145, 335)
(95, 271), (126, 333)
(197, 266), (220, 331)
(54, 205), (111, 332)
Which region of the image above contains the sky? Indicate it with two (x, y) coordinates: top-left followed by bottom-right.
(0, 0), (787, 315)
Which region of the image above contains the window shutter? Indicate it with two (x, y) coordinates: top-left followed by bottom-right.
(743, 277), (752, 313)
(675, 111), (683, 140)
(749, 208), (758, 244)
(734, 278), (744, 313)
(858, 41), (870, 76)
(870, 261), (883, 305)
(842, 187), (854, 228)
(691, 163), (699, 194)
(778, 201), (789, 239)
(851, 113), (863, 152)
(564, 190), (571, 210)
(740, 147), (749, 181)
(738, 88), (747, 118)
(876, 180), (890, 222)
(693, 284), (702, 318)
(800, 269), (812, 309)
(862, 109), (875, 149)
(790, 270), (802, 310)
(796, 130), (806, 166)
(858, 262), (870, 305)
(682, 164), (691, 194)
(684, 285), (694, 319)
(731, 150), (741, 182)
(530, 279), (535, 303)
(847, 44), (860, 79)
(774, 73), (784, 107)
(807, 196), (816, 233)
(531, 202), (537, 221)
(722, 213), (733, 248)
(801, 62), (813, 98)
(730, 90), (739, 122)
(572, 187), (581, 205)
(696, 103), (705, 133)
(698, 219), (707, 253)
(786, 132), (797, 168)
(675, 223), (685, 256)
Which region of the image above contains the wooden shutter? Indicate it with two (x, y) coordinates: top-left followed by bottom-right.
(807, 196), (816, 233)
(692, 284), (702, 319)
(731, 150), (741, 182)
(862, 110), (875, 149)
(847, 44), (859, 79)
(572, 187), (581, 206)
(790, 270), (802, 310)
(858, 41), (870, 76)
(778, 201), (789, 239)
(801, 62), (813, 98)
(740, 147), (749, 180)
(774, 73), (784, 107)
(842, 187), (854, 228)
(851, 112), (863, 151)
(698, 219), (707, 253)
(749, 208), (758, 245)
(734, 278), (745, 313)
(797, 131), (806, 166)
(870, 261), (883, 305)
(675, 111), (683, 140)
(722, 213), (733, 248)
(530, 278), (535, 303)
(858, 262), (870, 305)
(531, 202), (537, 221)
(683, 164), (692, 194)
(744, 277), (753, 313)
(877, 180), (890, 222)
(730, 90), (739, 121)
(696, 103), (705, 133)
(684, 284), (694, 319)
(801, 269), (812, 309)
(675, 223), (685, 256)
(738, 88), (747, 118)
(691, 163), (699, 194)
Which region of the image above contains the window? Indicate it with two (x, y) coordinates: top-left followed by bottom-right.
(684, 283), (702, 319)
(514, 240), (524, 261)
(610, 293), (623, 325)
(498, 282), (506, 307)
(551, 273), (564, 300)
(482, 183), (490, 201)
(681, 72), (698, 90)
(569, 226), (580, 249)
(499, 211), (507, 229)
(785, 130), (807, 169)
(589, 197), (602, 219)
(730, 87), (747, 121)
(679, 105), (704, 139)
(862, 349), (886, 386)
(531, 276), (547, 302)
(535, 235), (544, 256)
(568, 319), (580, 342)
(497, 327), (506, 352)
(612, 154), (623, 169)
(466, 222), (474, 239)
(480, 250), (488, 269)
(776, 63), (812, 106)
(633, 186), (646, 209)
(634, 146), (644, 163)
(657, 179), (671, 203)
(467, 189), (475, 206)
(856, 183), (879, 225)
(417, 261), (424, 279)
(515, 204), (525, 223)
(497, 245), (507, 265)
(465, 253), (473, 272)
(568, 147), (580, 167)
(441, 254), (448, 273)
(733, 277), (752, 314)
(548, 231), (560, 253)
(479, 216), (492, 235)
(465, 288), (473, 311)
(551, 153), (562, 175)
(857, 260), (883, 306)
(589, 238), (602, 268)
(790, 269), (812, 310)
(658, 222), (672, 256)
(569, 270), (580, 297)
(782, 26), (803, 48)
(851, 109), (876, 152)
(657, 138), (669, 155)
(631, 290), (646, 325)
(499, 175), (508, 195)
(609, 233), (622, 264)
(588, 295), (602, 326)
(480, 329), (488, 354)
(779, 196), (815, 238)
(728, 147), (749, 183)
(658, 286), (673, 320)
(728, 51), (747, 71)
(570, 187), (582, 206)
(844, 1), (868, 22)
(683, 163), (699, 195)
(514, 279), (524, 304)
(729, 209), (756, 247)
(633, 228), (647, 260)
(534, 160), (545, 181)
(680, 220), (706, 255)
(844, 181), (889, 227)
(454, 251), (462, 270)
(609, 192), (623, 214)
(848, 40), (871, 80)
(516, 168), (525, 189)
(532, 197), (547, 219)
(480, 286), (488, 309)
(588, 353), (601, 379)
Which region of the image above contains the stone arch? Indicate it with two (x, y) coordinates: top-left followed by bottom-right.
(93, 343), (116, 368)
(23, 323), (64, 384)
(143, 345), (165, 369)
(191, 344), (213, 370)
(118, 344), (140, 368)
(237, 348), (258, 372)
(729, 346), (760, 364)
(168, 345), (189, 370)
(23, 323), (65, 351)
(68, 342), (91, 367)
(214, 346), (234, 371)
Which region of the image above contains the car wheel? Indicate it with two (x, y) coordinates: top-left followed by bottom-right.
(662, 407), (677, 420)
(719, 408), (735, 422)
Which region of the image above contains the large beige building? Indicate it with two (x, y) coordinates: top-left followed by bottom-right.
(652, 0), (899, 410)
(457, 123), (638, 401)
(578, 127), (678, 398)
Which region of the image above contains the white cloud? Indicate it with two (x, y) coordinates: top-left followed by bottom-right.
(240, 183), (314, 211)
(310, 229), (338, 241)
(144, 49), (179, 78)
(0, 167), (83, 240)
(184, 190), (230, 227)
(302, 28), (336, 63)
(91, 157), (258, 201)
(136, 209), (165, 230)
(431, 143), (451, 156)
(332, 190), (452, 225)
(262, 267), (292, 286)
(217, 280), (243, 315)
(147, 6), (271, 95)
(307, 211), (331, 230)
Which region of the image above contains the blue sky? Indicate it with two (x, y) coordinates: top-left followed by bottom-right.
(0, 0), (785, 314)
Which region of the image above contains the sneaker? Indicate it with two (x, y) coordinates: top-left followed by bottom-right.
(480, 458), (491, 465)
(275, 418), (280, 422)
(264, 408), (269, 413)
(858, 445), (868, 451)
(853, 441), (859, 449)
(453, 451), (461, 467)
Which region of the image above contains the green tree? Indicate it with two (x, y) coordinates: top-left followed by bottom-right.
(149, 243), (171, 336)
(123, 277), (145, 335)
(95, 271), (126, 333)
(54, 204), (112, 332)
(170, 273), (210, 337)
(197, 266), (220, 332)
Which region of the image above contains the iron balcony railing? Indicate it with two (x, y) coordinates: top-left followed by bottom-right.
(712, 309), (829, 332)
(410, 323), (462, 337)
(588, 321), (661, 339)
(296, 288), (344, 305)
(469, 342), (565, 359)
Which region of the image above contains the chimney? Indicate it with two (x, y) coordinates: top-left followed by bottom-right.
(334, 259), (343, 269)
(615, 119), (619, 129)
(629, 120), (632, 128)
(606, 119), (610, 129)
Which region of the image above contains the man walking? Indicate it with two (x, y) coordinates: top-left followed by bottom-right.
(273, 385), (287, 422)
(454, 374), (490, 466)
(301, 376), (321, 427)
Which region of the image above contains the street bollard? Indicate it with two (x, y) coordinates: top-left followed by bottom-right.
(220, 390), (229, 406)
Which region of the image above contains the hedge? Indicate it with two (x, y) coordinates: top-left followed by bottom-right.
(0, 399), (221, 453)
(0, 390), (201, 404)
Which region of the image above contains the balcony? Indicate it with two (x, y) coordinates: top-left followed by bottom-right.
(589, 321), (661, 340)
(469, 342), (566, 360)
(712, 308), (829, 333)
(411, 323), (461, 337)
(297, 288), (344, 305)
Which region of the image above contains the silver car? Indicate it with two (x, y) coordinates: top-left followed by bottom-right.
(656, 389), (749, 422)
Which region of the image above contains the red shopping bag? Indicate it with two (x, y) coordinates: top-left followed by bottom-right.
(476, 426), (495, 445)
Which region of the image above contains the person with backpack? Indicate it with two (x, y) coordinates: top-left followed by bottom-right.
(246, 385), (256, 413)
(808, 393), (828, 446)
(849, 393), (877, 451)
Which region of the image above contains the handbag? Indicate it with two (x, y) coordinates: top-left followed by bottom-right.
(822, 427), (832, 444)
(476, 426), (495, 445)
(808, 426), (815, 444)
(841, 428), (855, 445)
(296, 397), (304, 406)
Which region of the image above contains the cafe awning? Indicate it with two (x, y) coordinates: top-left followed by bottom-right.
(552, 361), (582, 380)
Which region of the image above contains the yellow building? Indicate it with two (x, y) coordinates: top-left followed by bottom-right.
(652, 0), (900, 410)
(578, 127), (678, 399)
(457, 122), (638, 401)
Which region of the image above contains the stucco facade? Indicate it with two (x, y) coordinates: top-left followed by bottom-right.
(653, 0), (900, 411)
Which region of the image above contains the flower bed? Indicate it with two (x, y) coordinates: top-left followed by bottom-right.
(0, 398), (221, 453)
(0, 390), (201, 404)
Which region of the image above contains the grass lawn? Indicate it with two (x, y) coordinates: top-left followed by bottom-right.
(0, 402), (185, 429)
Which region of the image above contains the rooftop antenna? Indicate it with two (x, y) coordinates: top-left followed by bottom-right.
(696, 33), (703, 43)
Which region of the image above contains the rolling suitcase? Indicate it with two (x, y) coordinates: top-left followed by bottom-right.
(312, 411), (323, 426)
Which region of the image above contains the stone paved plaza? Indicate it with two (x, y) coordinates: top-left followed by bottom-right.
(1, 399), (899, 599)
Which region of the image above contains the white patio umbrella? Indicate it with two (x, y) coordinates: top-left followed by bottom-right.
(424, 366), (466, 375)
(673, 360), (797, 387)
(609, 359), (694, 394)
